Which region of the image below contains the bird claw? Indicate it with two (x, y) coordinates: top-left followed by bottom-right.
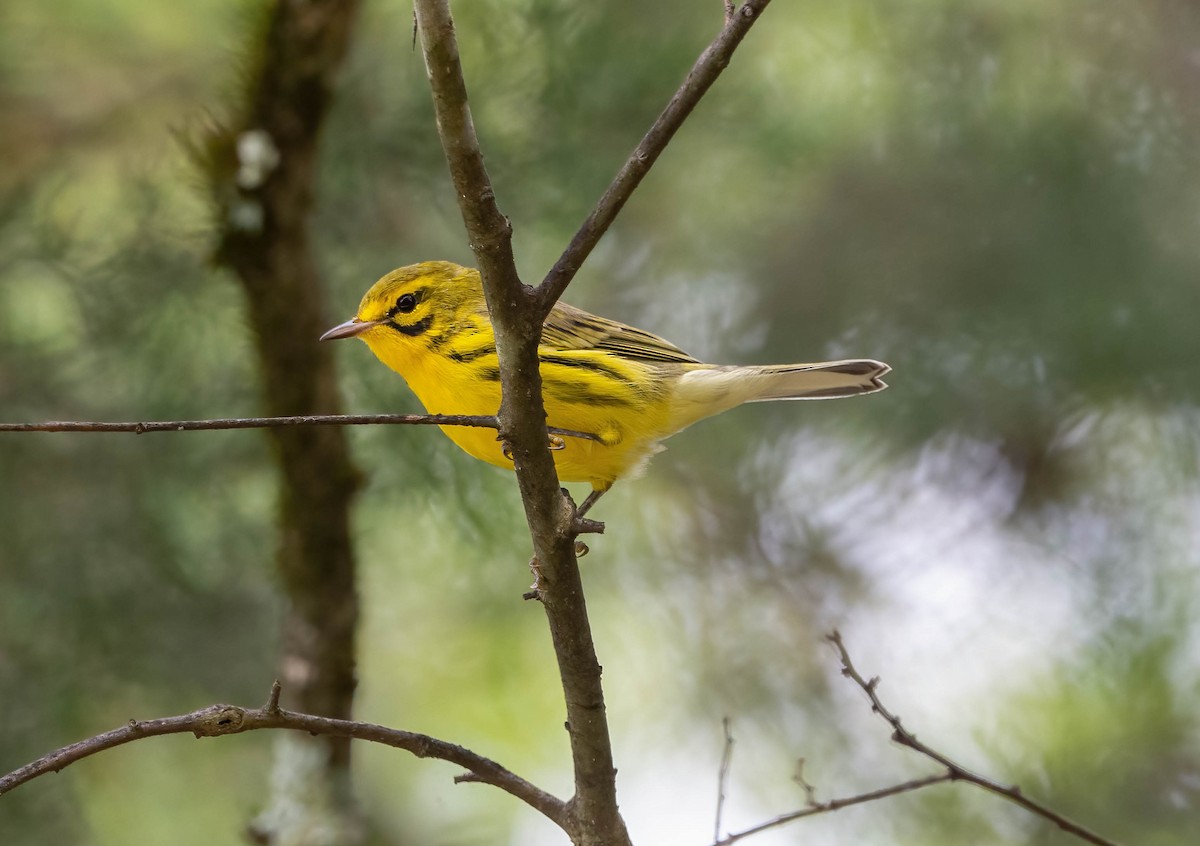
(523, 556), (543, 601)
(499, 434), (565, 460)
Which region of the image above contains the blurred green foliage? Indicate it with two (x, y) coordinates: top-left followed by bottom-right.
(2, 0), (1199, 844)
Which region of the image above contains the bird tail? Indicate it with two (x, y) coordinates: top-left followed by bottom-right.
(740, 359), (890, 401)
(668, 359), (889, 433)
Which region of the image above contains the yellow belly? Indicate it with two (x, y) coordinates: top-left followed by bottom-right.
(440, 418), (638, 489)
(392, 342), (675, 490)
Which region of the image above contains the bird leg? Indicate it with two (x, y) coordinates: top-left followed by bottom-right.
(575, 488), (607, 519)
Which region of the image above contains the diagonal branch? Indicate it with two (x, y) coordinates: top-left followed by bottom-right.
(537, 0), (775, 313)
(826, 631), (1124, 846)
(0, 689), (568, 828)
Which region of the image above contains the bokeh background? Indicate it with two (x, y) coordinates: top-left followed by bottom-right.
(3, 0), (1199, 844)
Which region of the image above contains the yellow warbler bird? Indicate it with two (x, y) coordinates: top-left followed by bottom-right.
(322, 261), (889, 510)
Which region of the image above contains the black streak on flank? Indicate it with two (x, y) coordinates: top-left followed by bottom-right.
(389, 315), (433, 337)
(448, 344), (497, 363)
(544, 382), (634, 407)
(540, 353), (636, 387)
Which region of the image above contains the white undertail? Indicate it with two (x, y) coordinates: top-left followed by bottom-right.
(668, 359), (890, 432)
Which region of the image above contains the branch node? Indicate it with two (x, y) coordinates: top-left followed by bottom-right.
(265, 680), (282, 714)
(792, 758), (818, 807)
(194, 705), (246, 737)
(454, 771), (485, 785)
(573, 517), (605, 536)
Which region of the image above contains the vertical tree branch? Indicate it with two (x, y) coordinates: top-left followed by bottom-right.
(200, 0), (364, 842)
(412, 2), (778, 843)
(413, 4), (629, 845)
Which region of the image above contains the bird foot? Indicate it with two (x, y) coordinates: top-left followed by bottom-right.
(523, 555), (543, 602)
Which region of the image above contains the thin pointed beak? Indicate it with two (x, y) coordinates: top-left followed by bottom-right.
(320, 318), (379, 341)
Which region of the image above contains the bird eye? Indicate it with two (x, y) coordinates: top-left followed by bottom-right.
(395, 293), (417, 314)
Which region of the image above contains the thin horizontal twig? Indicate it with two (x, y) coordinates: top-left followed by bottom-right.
(0, 688), (568, 829)
(0, 415), (602, 442)
(714, 772), (954, 846)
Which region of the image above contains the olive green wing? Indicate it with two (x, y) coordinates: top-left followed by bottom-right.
(542, 301), (700, 364)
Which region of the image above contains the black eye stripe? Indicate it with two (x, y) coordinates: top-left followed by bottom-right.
(387, 315), (433, 337)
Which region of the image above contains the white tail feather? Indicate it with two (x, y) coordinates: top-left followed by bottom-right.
(742, 359), (890, 401)
(669, 359), (889, 432)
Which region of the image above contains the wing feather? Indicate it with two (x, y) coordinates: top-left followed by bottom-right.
(542, 301), (699, 364)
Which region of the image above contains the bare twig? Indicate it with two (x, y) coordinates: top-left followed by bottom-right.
(264, 680), (283, 714)
(0, 414), (601, 442)
(714, 773), (953, 846)
(0, 691), (568, 829)
(537, 0), (775, 313)
(792, 758), (818, 807)
(714, 717), (735, 844)
(826, 631), (1123, 846)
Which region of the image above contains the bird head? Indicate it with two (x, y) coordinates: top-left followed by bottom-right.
(320, 261), (484, 352)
